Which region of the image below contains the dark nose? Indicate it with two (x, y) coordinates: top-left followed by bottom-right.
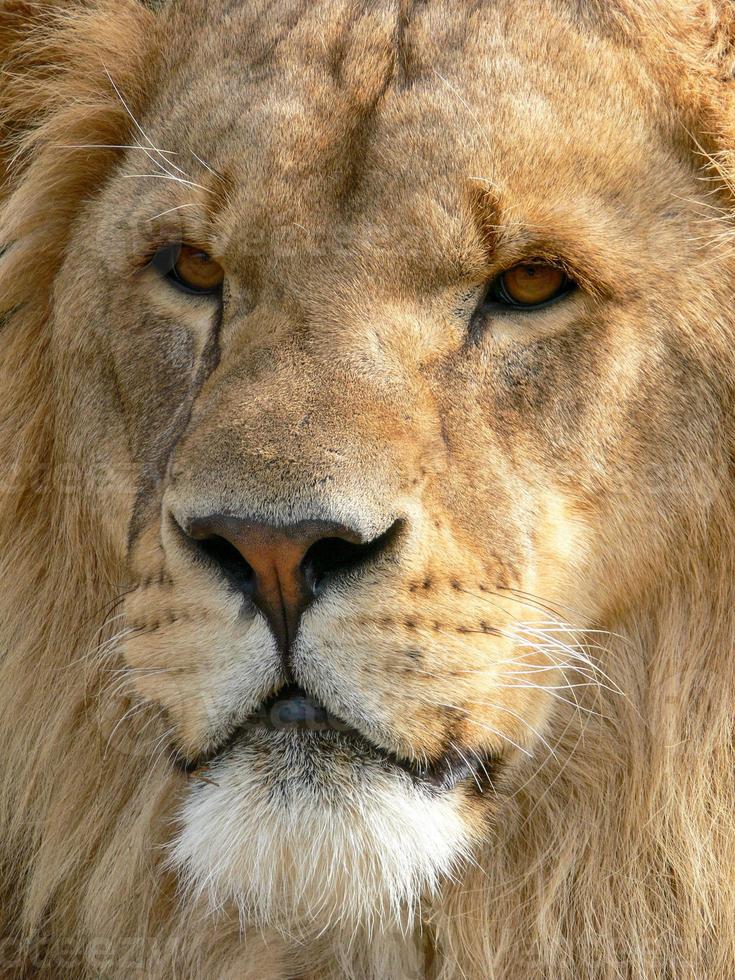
(181, 514), (400, 654)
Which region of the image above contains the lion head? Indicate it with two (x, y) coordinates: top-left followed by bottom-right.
(1, 1), (734, 977)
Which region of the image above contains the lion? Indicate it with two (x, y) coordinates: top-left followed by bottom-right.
(1, 0), (734, 976)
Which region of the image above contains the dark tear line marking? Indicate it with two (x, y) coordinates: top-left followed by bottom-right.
(127, 298), (224, 549)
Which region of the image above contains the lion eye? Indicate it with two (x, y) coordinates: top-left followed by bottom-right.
(488, 262), (573, 309)
(152, 244), (224, 296)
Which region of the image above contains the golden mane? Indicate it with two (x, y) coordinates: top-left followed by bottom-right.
(1, 2), (734, 978)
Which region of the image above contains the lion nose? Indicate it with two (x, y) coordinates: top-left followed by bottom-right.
(181, 514), (400, 654)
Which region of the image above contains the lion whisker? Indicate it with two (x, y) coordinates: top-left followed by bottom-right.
(420, 698), (534, 758)
(472, 689), (607, 721)
(150, 202), (202, 220)
(497, 586), (601, 631)
(448, 739), (485, 794)
(72, 584), (136, 640)
(514, 693), (595, 821)
(510, 625), (627, 698)
(102, 64), (193, 182)
(190, 150), (225, 183)
(51, 142), (179, 154)
(142, 727), (181, 792)
(102, 698), (156, 758)
(503, 644), (618, 690)
(465, 745), (495, 797)
(494, 626), (620, 694)
(122, 173), (211, 192)
(63, 621), (128, 669)
(407, 663), (592, 686)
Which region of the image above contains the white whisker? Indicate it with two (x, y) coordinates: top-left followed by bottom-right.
(102, 64), (192, 181)
(190, 150), (222, 180)
(122, 173), (210, 192)
(150, 202), (202, 220)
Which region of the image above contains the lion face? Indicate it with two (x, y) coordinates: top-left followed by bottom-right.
(49, 0), (733, 937)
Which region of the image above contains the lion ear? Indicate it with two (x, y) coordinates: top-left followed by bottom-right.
(0, 0), (154, 315)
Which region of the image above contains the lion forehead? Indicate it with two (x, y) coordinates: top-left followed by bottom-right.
(150, 0), (659, 210)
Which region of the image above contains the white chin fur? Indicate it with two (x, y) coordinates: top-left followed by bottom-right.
(169, 731), (472, 937)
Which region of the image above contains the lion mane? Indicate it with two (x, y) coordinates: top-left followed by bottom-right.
(1, 2), (734, 978)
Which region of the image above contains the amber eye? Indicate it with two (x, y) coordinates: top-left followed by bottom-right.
(151, 243), (224, 296)
(488, 262), (573, 309)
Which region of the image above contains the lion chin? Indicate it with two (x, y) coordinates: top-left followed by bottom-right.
(170, 724), (472, 936)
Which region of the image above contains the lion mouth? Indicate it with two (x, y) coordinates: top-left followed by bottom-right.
(177, 684), (500, 794)
(247, 684), (362, 735)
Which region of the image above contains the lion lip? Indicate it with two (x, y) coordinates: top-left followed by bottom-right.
(177, 684), (501, 794)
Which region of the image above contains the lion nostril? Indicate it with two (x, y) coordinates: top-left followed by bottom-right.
(190, 533), (256, 593)
(301, 521), (402, 594)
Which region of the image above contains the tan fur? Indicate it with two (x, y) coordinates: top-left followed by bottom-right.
(1, 1), (734, 977)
